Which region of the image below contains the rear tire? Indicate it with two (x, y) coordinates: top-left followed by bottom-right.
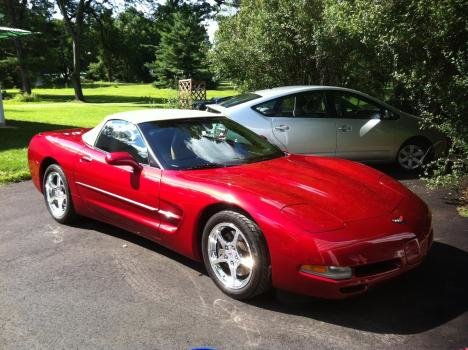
(396, 139), (432, 172)
(43, 164), (76, 224)
(202, 210), (271, 300)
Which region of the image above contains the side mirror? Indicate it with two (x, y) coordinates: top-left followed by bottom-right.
(105, 152), (142, 173)
(381, 109), (394, 120)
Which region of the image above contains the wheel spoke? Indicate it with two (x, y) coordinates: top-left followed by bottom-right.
(211, 256), (227, 265)
(231, 230), (240, 246)
(215, 230), (228, 248)
(60, 197), (65, 209)
(229, 263), (238, 287)
(240, 256), (254, 269)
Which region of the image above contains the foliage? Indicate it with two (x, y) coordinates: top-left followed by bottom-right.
(148, 1), (212, 88)
(87, 7), (160, 82)
(12, 92), (41, 102)
(212, 0), (467, 187)
(211, 0), (329, 90)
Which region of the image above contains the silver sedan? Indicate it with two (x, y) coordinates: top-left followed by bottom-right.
(206, 86), (447, 171)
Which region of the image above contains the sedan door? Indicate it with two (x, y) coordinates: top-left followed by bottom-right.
(332, 92), (396, 161)
(254, 91), (336, 155)
(74, 119), (162, 240)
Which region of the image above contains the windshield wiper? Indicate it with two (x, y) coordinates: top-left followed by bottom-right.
(185, 163), (225, 170)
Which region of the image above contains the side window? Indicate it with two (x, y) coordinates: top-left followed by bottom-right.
(95, 120), (149, 164)
(335, 93), (382, 119)
(278, 95), (295, 117)
(253, 93), (329, 118)
(252, 98), (279, 116)
(294, 92), (328, 118)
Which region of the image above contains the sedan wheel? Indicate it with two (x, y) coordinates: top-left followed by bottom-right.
(397, 143), (428, 171)
(202, 210), (271, 299)
(43, 164), (76, 223)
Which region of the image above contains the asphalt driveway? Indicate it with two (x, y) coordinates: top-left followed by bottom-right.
(0, 177), (467, 349)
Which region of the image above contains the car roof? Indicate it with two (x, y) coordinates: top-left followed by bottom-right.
(209, 85), (399, 113)
(253, 85), (371, 98)
(82, 109), (221, 146)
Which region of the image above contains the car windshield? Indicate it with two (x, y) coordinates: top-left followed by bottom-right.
(139, 117), (284, 170)
(219, 93), (261, 108)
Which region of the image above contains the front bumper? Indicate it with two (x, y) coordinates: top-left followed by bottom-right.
(269, 194), (433, 299)
(294, 229), (433, 299)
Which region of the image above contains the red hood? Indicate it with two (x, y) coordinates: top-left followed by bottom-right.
(185, 155), (405, 222)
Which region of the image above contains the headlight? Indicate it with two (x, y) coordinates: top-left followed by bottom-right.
(300, 264), (352, 280)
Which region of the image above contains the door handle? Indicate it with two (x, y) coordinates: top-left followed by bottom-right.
(337, 125), (352, 132)
(274, 125), (290, 131)
(80, 155), (92, 162)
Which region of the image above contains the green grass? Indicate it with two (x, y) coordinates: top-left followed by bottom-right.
(0, 82), (237, 185)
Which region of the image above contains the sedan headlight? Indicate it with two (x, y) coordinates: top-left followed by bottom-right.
(300, 264), (352, 280)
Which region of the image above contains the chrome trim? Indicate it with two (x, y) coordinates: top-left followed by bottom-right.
(76, 181), (158, 212)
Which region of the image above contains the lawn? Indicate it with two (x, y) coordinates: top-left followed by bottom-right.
(0, 82), (237, 184)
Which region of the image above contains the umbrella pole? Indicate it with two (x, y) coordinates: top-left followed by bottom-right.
(0, 83), (5, 127)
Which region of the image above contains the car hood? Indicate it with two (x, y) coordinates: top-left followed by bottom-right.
(184, 155), (406, 223)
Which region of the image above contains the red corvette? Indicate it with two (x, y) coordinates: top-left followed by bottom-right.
(28, 109), (433, 300)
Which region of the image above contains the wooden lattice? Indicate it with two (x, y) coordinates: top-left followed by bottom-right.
(178, 79), (206, 109)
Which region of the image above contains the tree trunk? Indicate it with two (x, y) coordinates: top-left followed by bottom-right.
(56, 0), (87, 101)
(71, 39), (85, 101)
(14, 39), (32, 95)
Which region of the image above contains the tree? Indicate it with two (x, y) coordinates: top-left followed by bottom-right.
(210, 0), (326, 90)
(2, 0), (33, 94)
(87, 7), (160, 82)
(0, 0), (58, 93)
(323, 0), (467, 187)
(149, 0), (212, 88)
(56, 0), (101, 100)
(212, 0), (467, 186)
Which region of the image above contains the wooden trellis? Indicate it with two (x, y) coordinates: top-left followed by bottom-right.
(178, 79), (206, 109)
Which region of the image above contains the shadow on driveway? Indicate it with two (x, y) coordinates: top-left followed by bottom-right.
(75, 217), (468, 336)
(258, 242), (468, 335)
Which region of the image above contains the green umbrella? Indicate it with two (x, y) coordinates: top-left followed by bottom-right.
(0, 26), (34, 126)
(0, 26), (32, 39)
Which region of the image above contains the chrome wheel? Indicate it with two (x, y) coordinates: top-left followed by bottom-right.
(398, 144), (426, 170)
(44, 171), (68, 218)
(208, 222), (254, 290)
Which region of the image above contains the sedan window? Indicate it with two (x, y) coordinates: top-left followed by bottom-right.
(253, 92), (329, 118)
(335, 93), (383, 119)
(95, 120), (149, 164)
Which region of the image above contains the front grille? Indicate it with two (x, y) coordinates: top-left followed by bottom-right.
(354, 259), (401, 277)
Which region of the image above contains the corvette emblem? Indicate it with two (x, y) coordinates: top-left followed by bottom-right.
(392, 215), (405, 224)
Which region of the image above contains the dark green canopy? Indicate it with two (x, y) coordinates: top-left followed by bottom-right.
(0, 26), (32, 39)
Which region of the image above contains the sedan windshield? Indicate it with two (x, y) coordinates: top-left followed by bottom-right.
(139, 117), (284, 170)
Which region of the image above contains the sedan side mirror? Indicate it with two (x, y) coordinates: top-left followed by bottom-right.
(105, 152), (142, 173)
(381, 109), (394, 120)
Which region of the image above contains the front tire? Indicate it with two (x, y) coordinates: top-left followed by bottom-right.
(202, 210), (271, 300)
(43, 164), (76, 224)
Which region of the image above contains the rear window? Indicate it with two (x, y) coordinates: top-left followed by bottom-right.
(219, 93), (261, 108)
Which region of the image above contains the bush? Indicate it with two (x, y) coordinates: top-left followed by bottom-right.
(12, 93), (41, 102)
